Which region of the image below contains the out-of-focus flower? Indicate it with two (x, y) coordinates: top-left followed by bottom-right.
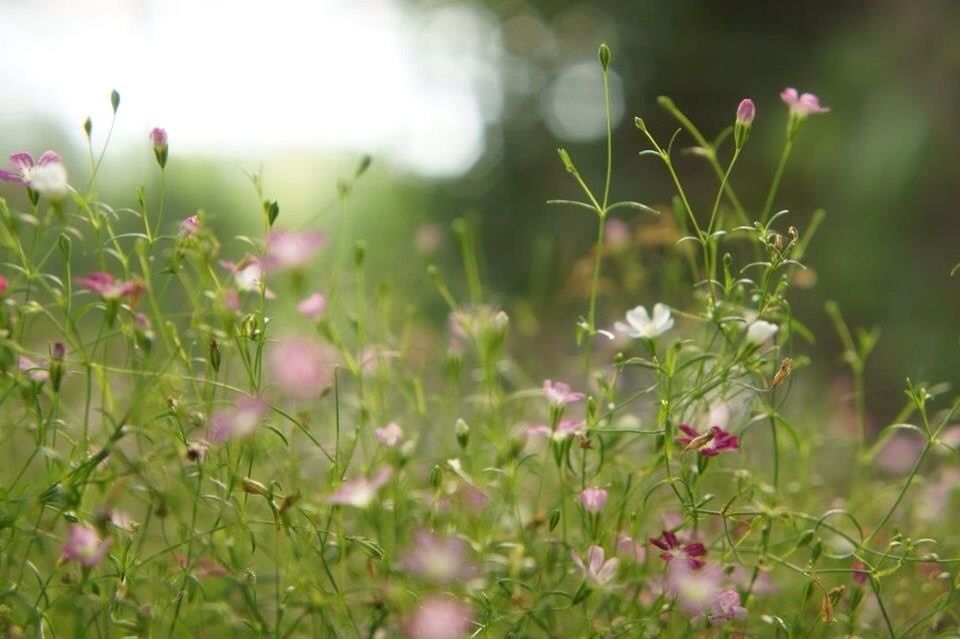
(736, 99), (756, 126)
(851, 559), (869, 585)
(677, 424), (740, 457)
(404, 597), (473, 639)
(526, 419), (585, 441)
(416, 224), (443, 255)
(75, 272), (145, 303)
(60, 523), (111, 566)
(401, 530), (476, 582)
(375, 421), (404, 447)
(219, 257), (275, 299)
(268, 337), (335, 400)
(0, 275), (7, 296)
(328, 467), (392, 508)
(176, 554), (229, 580)
(297, 292), (326, 320)
(571, 545), (619, 587)
(262, 230), (325, 272)
(746, 320), (778, 345)
(731, 566), (777, 595)
(178, 214), (200, 237)
(780, 88), (830, 117)
(0, 151), (69, 199)
(18, 355), (50, 383)
(604, 218), (630, 252)
(206, 396), (269, 443)
(707, 401), (731, 430)
(186, 440), (208, 463)
(876, 432), (924, 475)
(617, 533), (647, 564)
(542, 379), (584, 406)
(579, 487), (608, 512)
(705, 589), (747, 626)
(107, 509), (136, 532)
(665, 561), (724, 617)
(150, 128), (169, 168)
(614, 303), (674, 339)
(649, 530), (707, 569)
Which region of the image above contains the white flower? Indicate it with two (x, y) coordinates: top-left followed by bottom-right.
(746, 320), (778, 345)
(0, 151), (70, 199)
(614, 303), (674, 339)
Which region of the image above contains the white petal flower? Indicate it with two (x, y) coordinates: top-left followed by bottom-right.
(746, 320), (778, 345)
(614, 303), (674, 339)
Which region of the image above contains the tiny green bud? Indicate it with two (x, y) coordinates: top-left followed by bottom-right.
(58, 233), (72, 260)
(598, 43), (611, 70)
(429, 465), (443, 489)
(264, 199), (280, 226)
(83, 117), (93, 138)
(455, 418), (470, 449)
(548, 507), (561, 531)
(110, 89), (121, 113)
(209, 336), (222, 372)
(556, 148), (576, 174)
(355, 154), (372, 178)
(633, 116), (647, 132)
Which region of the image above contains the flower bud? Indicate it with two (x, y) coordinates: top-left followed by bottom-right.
(209, 336), (222, 372)
(455, 418), (470, 449)
(149, 128), (168, 169)
(49, 341), (66, 392)
(548, 507), (561, 531)
(734, 98), (755, 149)
(429, 465), (443, 489)
(242, 477), (269, 497)
(579, 487), (608, 512)
(598, 43), (611, 71)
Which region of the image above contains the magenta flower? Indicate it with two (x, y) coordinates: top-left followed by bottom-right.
(75, 272), (145, 303)
(706, 589), (747, 626)
(0, 275), (7, 296)
(579, 487), (608, 513)
(404, 597), (473, 639)
(268, 337), (335, 400)
(262, 230), (325, 272)
(297, 292), (326, 320)
(649, 530), (707, 570)
(571, 545), (619, 587)
(676, 424), (740, 457)
(328, 467), (392, 508)
(736, 98), (756, 126)
(401, 530), (476, 583)
(60, 523), (111, 566)
(178, 214), (200, 237)
(0, 151), (69, 199)
(542, 379), (585, 406)
(375, 421), (404, 447)
(206, 396), (269, 443)
(780, 88), (830, 117)
(149, 128), (168, 149)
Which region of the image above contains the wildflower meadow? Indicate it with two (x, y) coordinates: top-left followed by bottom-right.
(1, 43), (959, 639)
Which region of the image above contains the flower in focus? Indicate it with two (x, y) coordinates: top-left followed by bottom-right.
(262, 230), (325, 272)
(614, 303), (674, 339)
(297, 292), (326, 320)
(75, 272), (145, 303)
(736, 98), (756, 126)
(579, 487), (608, 512)
(542, 379), (584, 406)
(571, 545), (619, 587)
(649, 530), (707, 569)
(206, 396), (269, 444)
(328, 467), (392, 508)
(401, 530), (476, 582)
(0, 151), (69, 199)
(219, 257), (275, 299)
(780, 88), (830, 118)
(178, 214), (200, 237)
(375, 421), (404, 447)
(268, 337), (336, 400)
(676, 424), (740, 457)
(746, 319), (778, 345)
(60, 523), (111, 566)
(404, 597), (473, 639)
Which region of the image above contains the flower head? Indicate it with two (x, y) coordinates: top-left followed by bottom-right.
(0, 151), (69, 199)
(179, 214), (200, 237)
(780, 88), (830, 118)
(526, 419), (584, 442)
(736, 98), (756, 126)
(268, 337), (336, 400)
(677, 424), (740, 457)
(649, 529), (707, 569)
(617, 533), (647, 564)
(706, 589), (748, 626)
(61, 523), (111, 566)
(219, 257), (275, 299)
(571, 545), (619, 587)
(375, 421), (404, 447)
(18, 354), (50, 383)
(579, 487), (608, 513)
(404, 597), (473, 639)
(542, 379), (584, 406)
(328, 467), (392, 508)
(401, 530), (476, 582)
(150, 128), (169, 168)
(665, 561), (724, 617)
(746, 319), (778, 345)
(206, 396), (269, 443)
(614, 303), (674, 339)
(75, 272), (145, 303)
(297, 292), (326, 320)
(262, 230), (325, 272)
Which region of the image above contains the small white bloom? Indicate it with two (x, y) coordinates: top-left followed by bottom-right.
(29, 160), (70, 199)
(746, 320), (778, 345)
(614, 303), (674, 339)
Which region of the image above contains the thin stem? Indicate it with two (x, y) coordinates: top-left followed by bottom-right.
(761, 138), (793, 224)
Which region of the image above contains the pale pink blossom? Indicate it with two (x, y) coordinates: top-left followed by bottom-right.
(60, 523), (111, 566)
(149, 128), (168, 149)
(268, 337), (335, 400)
(404, 597), (473, 639)
(579, 487), (608, 512)
(780, 87), (830, 117)
(665, 561), (724, 617)
(705, 589), (747, 626)
(328, 467), (392, 508)
(526, 419), (584, 441)
(571, 545), (619, 587)
(297, 292), (326, 320)
(375, 421), (404, 447)
(401, 530), (476, 582)
(736, 98), (756, 126)
(18, 355), (50, 383)
(262, 230), (325, 272)
(542, 379), (585, 406)
(617, 533), (647, 563)
(0, 151), (69, 199)
(219, 257), (276, 299)
(206, 396), (269, 443)
(75, 272), (145, 302)
(604, 218), (630, 251)
(179, 214), (200, 237)
(416, 224), (443, 255)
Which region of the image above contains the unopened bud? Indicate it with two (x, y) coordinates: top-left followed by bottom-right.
(734, 98), (755, 148)
(429, 465), (443, 489)
(242, 477), (269, 497)
(455, 418), (470, 449)
(209, 336), (222, 372)
(598, 43), (611, 71)
(149, 127), (168, 169)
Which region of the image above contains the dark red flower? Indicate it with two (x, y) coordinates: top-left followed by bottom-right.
(676, 424), (740, 457)
(649, 530), (707, 569)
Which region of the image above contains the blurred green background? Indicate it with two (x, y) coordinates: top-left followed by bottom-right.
(2, 0), (959, 427)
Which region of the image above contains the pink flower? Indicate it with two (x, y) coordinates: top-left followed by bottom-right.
(649, 530), (707, 570)
(404, 597), (473, 639)
(571, 545), (619, 587)
(179, 214), (200, 237)
(206, 396), (269, 443)
(526, 419), (584, 441)
(542, 379), (585, 406)
(401, 530), (476, 582)
(0, 275), (7, 296)
(665, 561), (724, 617)
(268, 337), (335, 400)
(60, 523), (111, 566)
(149, 128), (168, 149)
(0, 151), (69, 199)
(297, 292), (326, 320)
(676, 424), (740, 457)
(75, 272), (145, 303)
(579, 487), (608, 512)
(736, 98), (755, 126)
(706, 589), (747, 626)
(262, 230), (325, 272)
(374, 421), (404, 447)
(604, 218), (630, 251)
(851, 559), (869, 585)
(219, 257), (275, 299)
(18, 355), (50, 383)
(328, 467), (392, 508)
(617, 533), (647, 564)
(780, 87), (830, 117)
(416, 224), (443, 255)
